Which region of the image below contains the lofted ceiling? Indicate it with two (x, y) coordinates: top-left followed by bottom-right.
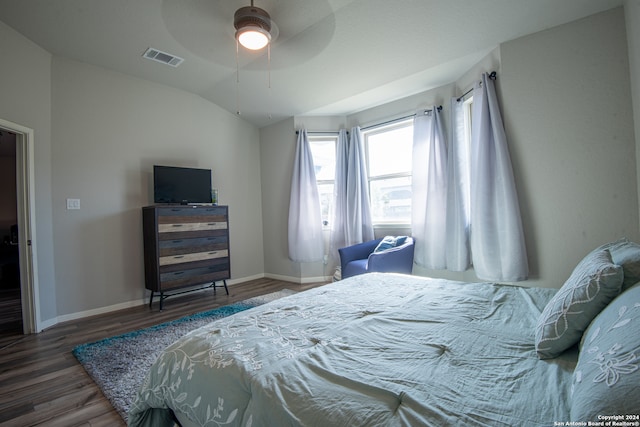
(0, 0), (624, 128)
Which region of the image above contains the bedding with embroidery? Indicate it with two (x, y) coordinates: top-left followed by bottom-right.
(570, 283), (640, 420)
(129, 273), (580, 427)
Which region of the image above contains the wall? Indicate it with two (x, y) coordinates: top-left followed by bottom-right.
(260, 7), (638, 289)
(51, 57), (265, 317)
(259, 118), (301, 281)
(625, 0), (640, 221)
(0, 21), (58, 324)
(260, 116), (346, 282)
(499, 6), (637, 287)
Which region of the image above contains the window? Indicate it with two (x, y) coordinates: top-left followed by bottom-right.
(307, 109), (459, 228)
(463, 96), (473, 149)
(460, 96), (473, 217)
(308, 135), (337, 227)
(363, 120), (413, 225)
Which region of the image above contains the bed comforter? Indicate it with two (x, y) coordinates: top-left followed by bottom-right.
(128, 273), (576, 427)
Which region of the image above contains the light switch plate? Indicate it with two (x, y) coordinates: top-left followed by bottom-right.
(66, 198), (80, 210)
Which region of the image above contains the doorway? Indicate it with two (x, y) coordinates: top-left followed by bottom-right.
(0, 130), (21, 335)
(0, 119), (38, 334)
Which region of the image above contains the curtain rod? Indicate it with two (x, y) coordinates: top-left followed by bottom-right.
(296, 104), (444, 135)
(295, 130), (343, 135)
(298, 71), (496, 135)
(360, 105), (443, 131)
(456, 71), (497, 102)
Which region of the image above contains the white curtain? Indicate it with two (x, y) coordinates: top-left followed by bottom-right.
(287, 129), (324, 262)
(345, 127), (374, 244)
(411, 108), (447, 269)
(328, 127), (374, 263)
(470, 73), (528, 281)
(328, 129), (349, 265)
(446, 98), (471, 271)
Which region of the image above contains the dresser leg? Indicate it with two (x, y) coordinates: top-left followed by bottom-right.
(149, 291), (154, 308)
(211, 281), (229, 296)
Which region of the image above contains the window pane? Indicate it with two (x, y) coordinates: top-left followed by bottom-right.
(317, 183), (334, 226)
(309, 139), (336, 181)
(367, 125), (413, 177)
(370, 176), (412, 223)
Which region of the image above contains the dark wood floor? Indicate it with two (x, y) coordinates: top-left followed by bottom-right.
(0, 278), (327, 426)
(0, 288), (23, 336)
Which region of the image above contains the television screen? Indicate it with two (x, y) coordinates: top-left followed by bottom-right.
(153, 165), (212, 204)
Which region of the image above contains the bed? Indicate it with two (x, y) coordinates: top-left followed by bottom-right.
(128, 239), (640, 427)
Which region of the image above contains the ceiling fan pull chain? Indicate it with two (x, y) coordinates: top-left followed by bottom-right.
(268, 43), (271, 90)
(236, 38), (241, 115)
(268, 43), (272, 120)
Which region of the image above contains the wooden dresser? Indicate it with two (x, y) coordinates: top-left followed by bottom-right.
(142, 205), (230, 309)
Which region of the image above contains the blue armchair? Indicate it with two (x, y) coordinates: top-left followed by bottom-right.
(338, 236), (415, 280)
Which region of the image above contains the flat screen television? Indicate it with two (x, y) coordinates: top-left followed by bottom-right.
(153, 165), (212, 204)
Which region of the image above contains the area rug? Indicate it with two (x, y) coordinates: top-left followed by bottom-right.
(72, 289), (296, 421)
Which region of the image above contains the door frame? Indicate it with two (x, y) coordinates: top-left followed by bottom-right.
(0, 118), (40, 334)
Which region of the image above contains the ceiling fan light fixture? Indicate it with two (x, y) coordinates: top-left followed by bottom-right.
(234, 4), (272, 50)
(236, 26), (271, 50)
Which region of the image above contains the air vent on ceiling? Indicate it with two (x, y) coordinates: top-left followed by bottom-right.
(142, 48), (184, 67)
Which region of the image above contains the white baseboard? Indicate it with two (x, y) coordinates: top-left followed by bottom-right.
(55, 298), (147, 324)
(264, 273), (331, 284)
(42, 273), (329, 331)
(227, 273), (265, 285)
(37, 317), (58, 332)
(50, 274), (264, 328)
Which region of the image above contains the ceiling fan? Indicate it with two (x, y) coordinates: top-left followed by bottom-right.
(161, 0), (337, 70)
(234, 0), (279, 51)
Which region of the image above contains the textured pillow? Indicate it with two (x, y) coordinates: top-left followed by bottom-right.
(605, 238), (640, 291)
(374, 236), (408, 253)
(535, 249), (623, 359)
(571, 283), (640, 420)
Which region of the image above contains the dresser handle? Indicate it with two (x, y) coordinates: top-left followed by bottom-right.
(172, 224), (183, 227)
(173, 255), (184, 259)
(174, 271), (184, 275)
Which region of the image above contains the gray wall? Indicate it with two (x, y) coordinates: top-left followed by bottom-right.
(0, 21), (58, 324)
(259, 118), (302, 281)
(499, 6), (637, 287)
(625, 0), (640, 220)
(1, 19), (266, 322)
(50, 57), (265, 317)
(259, 116), (346, 282)
(260, 7), (639, 289)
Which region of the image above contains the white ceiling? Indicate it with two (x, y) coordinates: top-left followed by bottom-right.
(0, 0), (624, 128)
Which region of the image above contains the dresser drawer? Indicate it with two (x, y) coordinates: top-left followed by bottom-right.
(156, 206), (227, 217)
(159, 236), (228, 257)
(160, 264), (228, 283)
(159, 249), (229, 266)
(158, 221), (227, 233)
(160, 266), (230, 290)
